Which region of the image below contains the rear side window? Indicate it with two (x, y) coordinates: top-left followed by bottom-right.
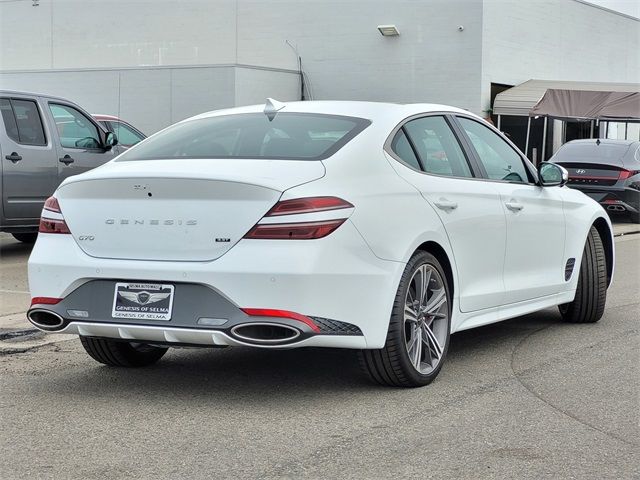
(402, 116), (473, 178)
(117, 113), (370, 161)
(390, 129), (421, 170)
(0, 98), (46, 146)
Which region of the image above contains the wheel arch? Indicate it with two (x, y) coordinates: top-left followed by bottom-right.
(592, 216), (614, 287)
(415, 241), (455, 303)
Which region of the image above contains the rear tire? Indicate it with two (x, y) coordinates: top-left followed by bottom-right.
(80, 336), (167, 367)
(558, 226), (607, 323)
(360, 251), (451, 387)
(12, 232), (38, 243)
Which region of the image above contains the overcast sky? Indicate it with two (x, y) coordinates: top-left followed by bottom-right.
(585, 0), (640, 18)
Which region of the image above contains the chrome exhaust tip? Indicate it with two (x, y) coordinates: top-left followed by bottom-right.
(231, 322), (301, 344)
(606, 205), (626, 212)
(27, 309), (65, 331)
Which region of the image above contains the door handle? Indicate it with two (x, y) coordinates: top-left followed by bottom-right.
(59, 155), (74, 165)
(505, 201), (524, 212)
(5, 152), (22, 163)
(434, 199), (458, 211)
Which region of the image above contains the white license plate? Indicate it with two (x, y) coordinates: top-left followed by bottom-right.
(112, 282), (175, 321)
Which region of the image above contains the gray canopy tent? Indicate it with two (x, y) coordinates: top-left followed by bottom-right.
(493, 79), (640, 161)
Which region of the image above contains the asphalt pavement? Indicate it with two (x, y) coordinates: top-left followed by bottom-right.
(0, 227), (638, 479)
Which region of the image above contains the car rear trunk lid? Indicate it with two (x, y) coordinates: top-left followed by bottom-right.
(56, 159), (325, 262)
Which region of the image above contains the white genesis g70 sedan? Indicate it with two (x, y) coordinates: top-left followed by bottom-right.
(27, 100), (614, 387)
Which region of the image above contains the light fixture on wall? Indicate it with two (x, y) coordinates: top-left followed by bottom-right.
(377, 25), (400, 37)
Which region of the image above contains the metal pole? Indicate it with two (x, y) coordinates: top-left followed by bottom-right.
(525, 117), (531, 158)
(497, 115), (501, 130)
(541, 116), (548, 162)
(625, 122), (628, 140)
(590, 120), (594, 138)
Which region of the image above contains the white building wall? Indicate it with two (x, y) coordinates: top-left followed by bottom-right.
(0, 0), (637, 134)
(235, 0), (484, 110)
(481, 0), (640, 113)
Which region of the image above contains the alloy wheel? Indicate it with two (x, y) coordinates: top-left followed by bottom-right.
(403, 263), (449, 375)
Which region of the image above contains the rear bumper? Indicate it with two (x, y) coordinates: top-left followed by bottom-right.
(40, 321), (367, 349)
(569, 185), (640, 213)
(28, 220), (405, 349)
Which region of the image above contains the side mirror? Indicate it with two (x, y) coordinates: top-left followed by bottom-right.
(105, 131), (118, 150)
(538, 162), (568, 187)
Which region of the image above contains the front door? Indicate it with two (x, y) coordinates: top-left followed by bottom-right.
(455, 116), (566, 304)
(0, 96), (57, 220)
(46, 102), (120, 183)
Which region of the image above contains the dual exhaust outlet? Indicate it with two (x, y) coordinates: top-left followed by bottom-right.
(27, 310), (303, 345)
(606, 204), (626, 212)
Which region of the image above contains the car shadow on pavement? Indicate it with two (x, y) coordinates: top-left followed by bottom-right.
(29, 309), (562, 402)
(0, 237), (33, 259)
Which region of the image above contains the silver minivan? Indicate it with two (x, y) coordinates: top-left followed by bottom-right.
(0, 90), (121, 242)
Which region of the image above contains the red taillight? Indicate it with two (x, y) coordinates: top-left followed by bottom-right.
(39, 196), (71, 234)
(43, 196), (62, 213)
(265, 197), (354, 216)
(619, 169), (640, 180)
(244, 219), (346, 240)
(245, 196), (352, 240)
(30, 297), (63, 306)
(39, 218), (71, 234)
(241, 308), (320, 332)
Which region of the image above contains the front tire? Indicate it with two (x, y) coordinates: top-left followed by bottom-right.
(80, 336), (168, 367)
(360, 251), (451, 387)
(559, 226), (607, 323)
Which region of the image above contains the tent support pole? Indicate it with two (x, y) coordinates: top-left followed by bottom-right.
(590, 120), (594, 138)
(541, 117), (548, 162)
(525, 117), (531, 158)
(497, 115), (501, 130)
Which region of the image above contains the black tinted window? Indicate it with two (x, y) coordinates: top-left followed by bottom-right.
(404, 116), (473, 178)
(0, 98), (46, 146)
(0, 98), (19, 142)
(552, 142), (629, 166)
(117, 113), (370, 161)
(390, 129), (421, 170)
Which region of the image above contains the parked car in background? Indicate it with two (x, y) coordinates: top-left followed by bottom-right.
(27, 100), (614, 388)
(0, 90), (121, 243)
(92, 114), (145, 149)
(551, 139), (640, 223)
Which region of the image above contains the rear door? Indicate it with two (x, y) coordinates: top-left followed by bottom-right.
(454, 116), (566, 304)
(46, 102), (120, 182)
(387, 114), (507, 312)
(0, 96), (57, 220)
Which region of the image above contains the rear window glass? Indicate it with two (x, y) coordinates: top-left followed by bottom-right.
(117, 113), (370, 161)
(553, 142), (630, 165)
